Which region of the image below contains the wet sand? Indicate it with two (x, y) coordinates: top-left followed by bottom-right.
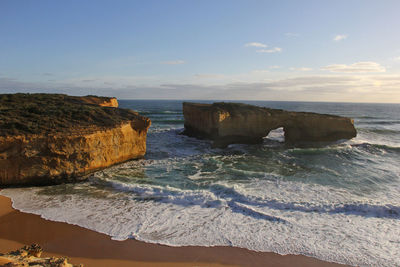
(0, 195), (345, 267)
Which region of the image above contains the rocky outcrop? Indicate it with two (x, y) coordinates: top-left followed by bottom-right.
(0, 94), (150, 186)
(0, 121), (149, 186)
(0, 244), (82, 267)
(76, 96), (118, 107)
(183, 102), (357, 148)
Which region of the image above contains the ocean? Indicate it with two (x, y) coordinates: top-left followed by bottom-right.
(1, 100), (399, 266)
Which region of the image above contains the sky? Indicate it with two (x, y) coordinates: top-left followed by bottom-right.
(1, 0), (400, 103)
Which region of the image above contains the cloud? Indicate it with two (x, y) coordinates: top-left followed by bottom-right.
(269, 65), (281, 69)
(194, 73), (225, 79)
(2, 73), (400, 103)
(159, 75), (400, 102)
(244, 42), (267, 48)
(245, 43), (282, 53)
(393, 56), (400, 61)
(257, 47), (282, 53)
(160, 60), (185, 65)
(322, 61), (386, 73)
(252, 70), (270, 74)
(260, 76), (358, 88)
(333, 34), (347, 41)
(0, 77), (65, 94)
(290, 67), (313, 71)
(42, 73), (54, 76)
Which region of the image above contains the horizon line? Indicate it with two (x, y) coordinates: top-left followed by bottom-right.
(117, 98), (400, 105)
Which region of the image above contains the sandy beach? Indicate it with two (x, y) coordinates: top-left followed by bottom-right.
(0, 194), (345, 267)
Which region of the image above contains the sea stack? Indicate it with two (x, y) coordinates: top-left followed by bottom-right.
(183, 102), (357, 148)
(0, 93), (151, 186)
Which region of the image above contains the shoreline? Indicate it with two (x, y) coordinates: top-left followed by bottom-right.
(0, 194), (346, 267)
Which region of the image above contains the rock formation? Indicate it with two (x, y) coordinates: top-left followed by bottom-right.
(183, 102), (357, 148)
(0, 94), (150, 186)
(76, 95), (118, 107)
(0, 244), (82, 267)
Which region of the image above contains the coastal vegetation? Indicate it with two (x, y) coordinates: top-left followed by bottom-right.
(0, 93), (140, 136)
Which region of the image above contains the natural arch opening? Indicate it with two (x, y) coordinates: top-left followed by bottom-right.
(265, 127), (285, 143)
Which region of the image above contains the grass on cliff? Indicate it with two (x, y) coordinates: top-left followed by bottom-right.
(0, 93), (145, 136)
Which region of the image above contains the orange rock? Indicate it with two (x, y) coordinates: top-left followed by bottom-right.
(0, 94), (150, 186)
(183, 102), (356, 148)
(77, 96), (118, 107)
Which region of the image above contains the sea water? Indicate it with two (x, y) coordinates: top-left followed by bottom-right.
(2, 100), (399, 266)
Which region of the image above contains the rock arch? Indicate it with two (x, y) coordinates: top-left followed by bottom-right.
(183, 102), (357, 148)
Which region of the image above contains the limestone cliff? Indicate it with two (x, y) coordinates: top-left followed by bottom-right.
(183, 102), (356, 148)
(0, 94), (150, 186)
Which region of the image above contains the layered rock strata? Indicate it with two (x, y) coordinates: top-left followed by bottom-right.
(183, 102), (356, 148)
(0, 94), (150, 186)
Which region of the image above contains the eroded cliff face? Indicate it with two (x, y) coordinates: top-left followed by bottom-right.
(0, 121), (149, 185)
(183, 102), (356, 147)
(0, 94), (150, 186)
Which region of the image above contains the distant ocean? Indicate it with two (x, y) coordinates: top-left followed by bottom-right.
(2, 100), (399, 266)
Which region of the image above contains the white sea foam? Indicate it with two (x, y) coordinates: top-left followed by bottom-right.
(2, 176), (399, 267)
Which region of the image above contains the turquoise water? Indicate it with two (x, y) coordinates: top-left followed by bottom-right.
(2, 100), (400, 266)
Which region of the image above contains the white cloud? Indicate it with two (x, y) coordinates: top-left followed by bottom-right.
(194, 73), (225, 79)
(244, 42), (267, 48)
(245, 43), (282, 53)
(333, 34), (347, 41)
(393, 56), (400, 61)
(252, 70), (270, 73)
(257, 47), (282, 53)
(322, 62), (386, 73)
(161, 60), (185, 65)
(269, 65), (281, 69)
(159, 75), (400, 102)
(2, 74), (400, 103)
(290, 67), (313, 71)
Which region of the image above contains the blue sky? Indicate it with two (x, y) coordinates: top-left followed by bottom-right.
(1, 0), (400, 102)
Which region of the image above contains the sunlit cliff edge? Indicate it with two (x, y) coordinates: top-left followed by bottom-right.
(0, 93), (150, 186)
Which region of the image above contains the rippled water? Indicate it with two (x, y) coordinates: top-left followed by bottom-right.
(2, 100), (400, 266)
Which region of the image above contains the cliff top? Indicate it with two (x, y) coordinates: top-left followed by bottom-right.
(183, 102), (284, 114)
(183, 102), (341, 118)
(0, 93), (148, 136)
(74, 94), (118, 107)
